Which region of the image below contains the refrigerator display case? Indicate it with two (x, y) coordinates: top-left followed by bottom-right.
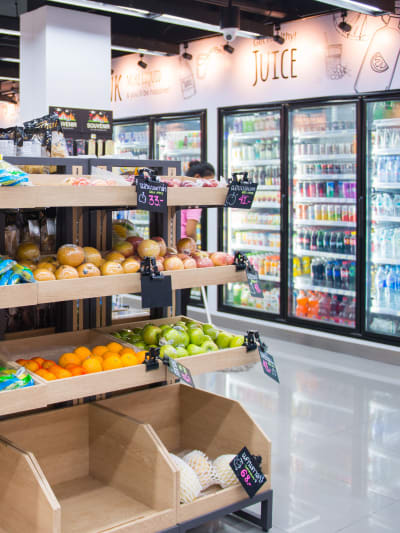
(288, 102), (358, 329)
(220, 108), (282, 315)
(366, 99), (400, 338)
(113, 121), (150, 158)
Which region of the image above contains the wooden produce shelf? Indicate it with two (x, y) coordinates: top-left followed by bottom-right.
(0, 403), (177, 533)
(2, 329), (167, 406)
(0, 282), (37, 310)
(168, 266), (246, 290)
(99, 315), (259, 376)
(99, 384), (272, 523)
(0, 175), (228, 209)
(0, 363), (47, 417)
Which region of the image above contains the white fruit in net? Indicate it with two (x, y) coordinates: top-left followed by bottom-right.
(183, 450), (218, 490)
(170, 453), (201, 504)
(214, 454), (240, 489)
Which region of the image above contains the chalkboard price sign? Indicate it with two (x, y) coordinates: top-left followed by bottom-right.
(247, 267), (263, 299)
(230, 447), (266, 498)
(137, 178), (168, 212)
(224, 181), (258, 209)
(259, 344), (280, 383)
(167, 358), (195, 388)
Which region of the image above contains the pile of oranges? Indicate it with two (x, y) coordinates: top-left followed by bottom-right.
(16, 342), (146, 381)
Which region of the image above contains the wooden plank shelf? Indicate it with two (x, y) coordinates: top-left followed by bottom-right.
(0, 364), (47, 417)
(0, 283), (37, 310)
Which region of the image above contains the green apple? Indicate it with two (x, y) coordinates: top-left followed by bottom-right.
(230, 335), (245, 348)
(119, 329), (132, 339)
(175, 346), (188, 358)
(173, 327), (190, 347)
(132, 328), (143, 336)
(187, 321), (201, 330)
(189, 328), (206, 346)
(216, 331), (233, 349)
(142, 325), (162, 345)
(159, 324), (171, 332)
(134, 340), (147, 350)
(187, 343), (205, 356)
(201, 340), (218, 352)
(112, 331), (122, 339)
(175, 321), (188, 329)
(159, 345), (178, 359)
(202, 324), (218, 340)
(128, 333), (142, 345)
(160, 328), (183, 346)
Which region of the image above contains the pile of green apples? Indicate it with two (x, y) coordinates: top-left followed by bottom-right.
(111, 320), (245, 359)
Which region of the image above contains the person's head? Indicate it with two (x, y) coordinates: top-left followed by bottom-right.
(186, 160), (215, 179)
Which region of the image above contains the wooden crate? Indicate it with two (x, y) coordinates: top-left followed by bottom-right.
(1, 329), (167, 405)
(0, 403), (177, 532)
(99, 384), (271, 523)
(0, 363), (47, 417)
(0, 283), (37, 310)
(98, 315), (259, 376)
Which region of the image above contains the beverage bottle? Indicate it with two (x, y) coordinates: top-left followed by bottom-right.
(336, 232), (344, 253)
(317, 230), (324, 250)
(333, 261), (342, 288)
(302, 256), (311, 275)
(393, 228), (400, 258)
(321, 204), (328, 221)
(330, 231), (337, 253)
(311, 258), (318, 284)
(311, 230), (318, 251)
(304, 230), (311, 250)
(344, 232), (350, 254)
(296, 290), (308, 317)
(386, 267), (397, 308)
(298, 230), (304, 249)
(375, 266), (387, 307)
(383, 193), (394, 216)
(349, 261), (356, 290)
(337, 296), (348, 325)
(318, 293), (331, 321)
(340, 261), (349, 290)
(323, 231), (331, 251)
(330, 295), (338, 321)
(396, 266), (400, 310)
(307, 292), (319, 319)
(354, 17), (400, 93)
(325, 260), (333, 288)
(350, 232), (357, 255)
(384, 228), (394, 259)
(347, 297), (356, 327)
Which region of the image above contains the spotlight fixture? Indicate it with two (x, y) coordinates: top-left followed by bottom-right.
(272, 24), (285, 45)
(182, 43), (192, 60)
(223, 44), (234, 54)
(338, 10), (352, 33)
(137, 54), (147, 69)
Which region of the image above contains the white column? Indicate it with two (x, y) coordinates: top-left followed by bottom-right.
(20, 5), (111, 122)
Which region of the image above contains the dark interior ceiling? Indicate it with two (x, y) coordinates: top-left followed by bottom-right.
(0, 0), (396, 100)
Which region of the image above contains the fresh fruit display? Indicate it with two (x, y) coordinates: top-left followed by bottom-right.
(170, 453), (202, 504)
(0, 365), (35, 391)
(183, 450), (217, 490)
(160, 177), (222, 188)
(16, 342), (146, 380)
(213, 455), (240, 489)
(111, 320), (245, 358)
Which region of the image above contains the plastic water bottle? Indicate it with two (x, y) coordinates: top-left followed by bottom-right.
(383, 193), (394, 216)
(384, 228), (394, 259)
(393, 228), (400, 258)
(375, 266), (387, 308)
(386, 267), (397, 308)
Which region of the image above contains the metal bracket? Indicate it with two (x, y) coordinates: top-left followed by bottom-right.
(140, 257), (163, 279)
(144, 347), (160, 371)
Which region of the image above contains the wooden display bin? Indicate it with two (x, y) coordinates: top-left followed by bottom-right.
(100, 384), (271, 523)
(99, 315), (260, 376)
(0, 283), (37, 310)
(1, 329), (167, 406)
(0, 403), (177, 533)
(0, 363), (46, 417)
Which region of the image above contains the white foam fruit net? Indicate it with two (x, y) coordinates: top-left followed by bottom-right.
(170, 453), (202, 504)
(183, 450), (218, 491)
(213, 454), (240, 489)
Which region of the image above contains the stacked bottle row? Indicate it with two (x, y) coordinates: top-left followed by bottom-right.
(233, 166), (280, 185)
(294, 291), (355, 327)
(234, 231), (280, 249)
(231, 211), (280, 226)
(296, 204), (356, 223)
(296, 230), (356, 255)
(232, 140), (279, 161)
(253, 191), (281, 205)
(295, 162), (356, 176)
(164, 130), (201, 150)
(374, 156), (400, 183)
(230, 115), (280, 133)
(371, 193), (400, 217)
(247, 253), (280, 278)
(373, 266), (400, 311)
(294, 139), (356, 157)
(371, 228), (400, 260)
(293, 120), (354, 135)
(227, 283), (280, 314)
(293, 256), (356, 290)
(296, 180), (357, 199)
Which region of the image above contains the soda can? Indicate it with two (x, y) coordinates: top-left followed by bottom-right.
(318, 181), (326, 197)
(309, 182), (317, 197)
(306, 182), (312, 197)
(335, 205), (342, 221)
(342, 205), (349, 222)
(327, 204), (335, 221)
(308, 205), (315, 220)
(321, 205), (328, 220)
(326, 181), (335, 197)
(314, 204), (322, 220)
(349, 206), (356, 223)
(298, 181), (304, 196)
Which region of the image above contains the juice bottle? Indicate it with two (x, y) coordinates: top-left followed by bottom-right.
(296, 290), (308, 317)
(307, 291), (319, 319)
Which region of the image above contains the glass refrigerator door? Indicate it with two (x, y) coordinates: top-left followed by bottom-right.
(288, 103), (357, 328)
(222, 110), (281, 314)
(113, 122), (150, 158)
(366, 100), (400, 337)
(155, 116), (202, 175)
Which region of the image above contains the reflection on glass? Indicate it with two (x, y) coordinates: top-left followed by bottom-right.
(113, 122), (150, 158)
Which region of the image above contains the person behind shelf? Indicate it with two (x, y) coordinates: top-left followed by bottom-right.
(181, 161), (215, 316)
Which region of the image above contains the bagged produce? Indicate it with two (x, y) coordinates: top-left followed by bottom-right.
(0, 156), (30, 186)
(0, 365), (35, 391)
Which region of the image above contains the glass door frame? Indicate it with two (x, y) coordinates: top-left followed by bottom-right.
(113, 116), (153, 158)
(217, 103), (286, 321)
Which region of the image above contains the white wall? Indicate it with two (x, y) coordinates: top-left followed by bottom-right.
(20, 6), (111, 122)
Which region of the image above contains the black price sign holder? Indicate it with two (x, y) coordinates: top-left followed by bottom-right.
(245, 330), (280, 383)
(140, 257), (172, 308)
(230, 446), (266, 498)
(224, 172), (258, 209)
(136, 171), (167, 213)
(234, 251), (263, 299)
(143, 348), (195, 387)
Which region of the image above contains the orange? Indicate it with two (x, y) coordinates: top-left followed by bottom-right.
(16, 359), (27, 366)
(120, 347), (135, 356)
(51, 366), (72, 379)
(82, 357), (102, 374)
(31, 357), (45, 367)
(42, 360), (56, 370)
(36, 369), (57, 381)
(70, 366), (87, 377)
(135, 350), (147, 364)
(92, 345), (108, 358)
(65, 363), (80, 371)
(24, 361), (39, 372)
(102, 350), (119, 361)
(121, 352), (138, 367)
(103, 355), (123, 371)
(74, 346), (92, 362)
(59, 352), (81, 368)
(92, 355), (104, 368)
(106, 342), (123, 353)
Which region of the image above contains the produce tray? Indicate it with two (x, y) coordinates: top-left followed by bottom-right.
(99, 384), (272, 523)
(0, 175), (228, 209)
(0, 363), (47, 417)
(0, 403), (177, 533)
(98, 315), (259, 376)
(0, 283), (37, 310)
(1, 329), (167, 406)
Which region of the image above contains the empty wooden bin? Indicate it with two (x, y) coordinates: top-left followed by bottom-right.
(100, 384), (271, 523)
(0, 403), (177, 533)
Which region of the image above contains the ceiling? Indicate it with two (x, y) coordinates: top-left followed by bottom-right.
(0, 0), (396, 101)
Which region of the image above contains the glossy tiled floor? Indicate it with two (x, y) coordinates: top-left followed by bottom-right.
(191, 336), (400, 533)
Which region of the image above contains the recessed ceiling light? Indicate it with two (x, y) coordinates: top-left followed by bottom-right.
(313, 0), (391, 15)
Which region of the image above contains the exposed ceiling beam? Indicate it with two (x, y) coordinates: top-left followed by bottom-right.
(192, 0), (287, 19)
(313, 0), (395, 14)
(112, 34), (180, 55)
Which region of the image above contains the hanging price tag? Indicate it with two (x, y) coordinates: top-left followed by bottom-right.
(224, 181), (257, 209)
(141, 258), (172, 308)
(259, 344), (279, 383)
(230, 447), (266, 498)
(136, 178), (168, 213)
(168, 358), (195, 387)
(247, 266), (263, 299)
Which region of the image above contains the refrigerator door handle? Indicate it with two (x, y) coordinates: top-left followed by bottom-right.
(358, 196), (365, 240)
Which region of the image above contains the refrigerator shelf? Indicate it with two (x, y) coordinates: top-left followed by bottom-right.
(293, 129), (356, 140)
(295, 154), (356, 162)
(258, 185), (280, 191)
(294, 278), (356, 296)
(373, 148), (400, 156)
(232, 224), (280, 231)
(372, 183), (400, 190)
(232, 158), (281, 167)
(294, 249), (356, 260)
(294, 174), (356, 181)
(162, 148), (200, 156)
(296, 197), (355, 204)
(370, 307), (400, 317)
(372, 216), (400, 223)
(252, 202), (281, 209)
(373, 118), (400, 128)
(371, 257), (400, 265)
(229, 130), (280, 140)
(233, 244), (280, 252)
(259, 275), (280, 282)
(294, 220), (356, 228)
(115, 143), (148, 149)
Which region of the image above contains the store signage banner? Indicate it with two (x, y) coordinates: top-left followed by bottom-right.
(111, 13), (400, 118)
(49, 107), (113, 138)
